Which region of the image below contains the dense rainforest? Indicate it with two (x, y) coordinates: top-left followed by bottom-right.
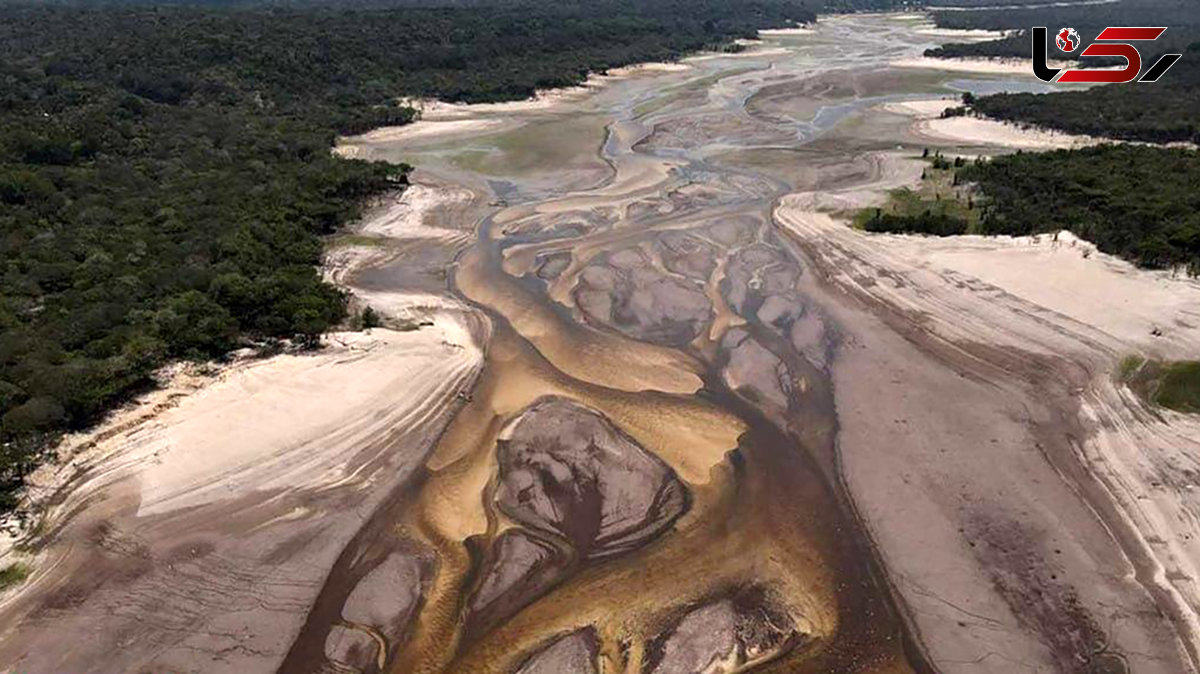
(0, 0), (820, 508)
(861, 145), (1200, 275)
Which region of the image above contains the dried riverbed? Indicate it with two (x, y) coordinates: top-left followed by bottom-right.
(1, 13), (1197, 674)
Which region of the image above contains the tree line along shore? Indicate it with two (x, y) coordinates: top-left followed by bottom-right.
(0, 0), (821, 509)
(924, 0), (1200, 145)
(871, 0), (1199, 278)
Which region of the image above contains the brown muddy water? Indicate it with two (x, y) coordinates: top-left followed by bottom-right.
(288, 14), (1064, 674)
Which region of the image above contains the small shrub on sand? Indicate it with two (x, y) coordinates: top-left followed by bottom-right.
(0, 563), (30, 591)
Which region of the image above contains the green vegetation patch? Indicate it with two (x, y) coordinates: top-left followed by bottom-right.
(856, 145), (1200, 276)
(854, 152), (980, 236)
(1119, 357), (1200, 414)
(965, 46), (1200, 145)
(1156, 362), (1200, 413)
(926, 0), (1200, 65)
(0, 563), (30, 591)
(960, 145), (1200, 274)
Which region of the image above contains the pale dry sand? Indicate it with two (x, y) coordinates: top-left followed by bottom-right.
(879, 98), (962, 118)
(882, 97), (1101, 149)
(775, 151), (1200, 672)
(911, 231), (1200, 357)
(1080, 385), (1200, 657)
(397, 62), (690, 123)
(322, 243), (470, 324)
(912, 26), (1009, 40)
(14, 325), (478, 523)
(918, 115), (1100, 149)
(889, 98), (1198, 152)
(776, 151), (1200, 357)
(0, 319), (484, 673)
(758, 27), (815, 36)
(334, 61), (693, 159)
(358, 183), (475, 243)
(891, 55), (1063, 75)
(138, 325), (477, 515)
(337, 118), (506, 151)
(758, 26), (817, 36)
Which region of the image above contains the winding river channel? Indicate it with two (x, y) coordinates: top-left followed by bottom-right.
(311, 13), (1131, 674)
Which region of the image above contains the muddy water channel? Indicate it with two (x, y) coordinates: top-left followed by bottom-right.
(300, 15), (1063, 674)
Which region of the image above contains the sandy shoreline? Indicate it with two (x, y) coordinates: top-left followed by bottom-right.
(882, 97), (1102, 149)
(403, 62), (691, 122)
(774, 145), (1200, 671)
(0, 162), (489, 671)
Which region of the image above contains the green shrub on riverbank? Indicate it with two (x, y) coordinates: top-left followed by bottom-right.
(0, 563), (30, 591)
(1120, 357), (1200, 413)
(854, 156), (979, 235)
(1157, 362), (1200, 413)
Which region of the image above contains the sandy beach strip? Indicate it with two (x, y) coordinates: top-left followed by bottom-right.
(758, 26), (817, 36)
(880, 97), (1102, 149)
(891, 55), (1059, 75)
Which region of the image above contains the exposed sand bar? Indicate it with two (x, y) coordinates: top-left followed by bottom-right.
(935, 0), (1120, 9)
(0, 320), (485, 672)
(134, 324), (478, 516)
(400, 62), (691, 122)
(758, 26), (818, 36)
(912, 26), (1009, 39)
(356, 182), (476, 243)
(339, 118), (507, 149)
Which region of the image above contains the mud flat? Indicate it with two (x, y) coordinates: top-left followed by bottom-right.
(1, 12), (1197, 674)
(311, 14), (1197, 673)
